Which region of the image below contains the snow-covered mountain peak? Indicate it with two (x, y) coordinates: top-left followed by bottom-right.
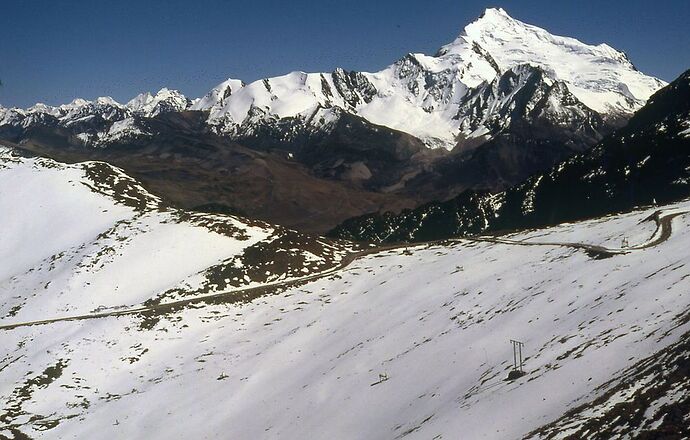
(126, 92), (154, 110)
(26, 97), (123, 117)
(190, 78), (245, 112)
(477, 7), (512, 23)
(48, 98), (92, 113)
(27, 102), (57, 115)
(111, 9), (664, 150)
(126, 88), (190, 117)
(439, 8), (666, 115)
(155, 87), (181, 99)
(94, 96), (121, 107)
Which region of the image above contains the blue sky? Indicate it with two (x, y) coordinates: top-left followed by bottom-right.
(0, 0), (688, 107)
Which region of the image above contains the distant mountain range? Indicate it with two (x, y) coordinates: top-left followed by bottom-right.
(330, 69), (690, 242)
(0, 8), (667, 232)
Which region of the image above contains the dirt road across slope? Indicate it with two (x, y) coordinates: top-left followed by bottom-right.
(1, 209), (685, 331)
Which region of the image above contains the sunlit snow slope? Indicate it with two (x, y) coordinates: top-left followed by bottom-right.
(1, 148), (689, 439)
(0, 147), (350, 325)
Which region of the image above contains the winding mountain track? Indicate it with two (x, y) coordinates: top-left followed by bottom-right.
(1, 209), (685, 332)
(468, 210), (685, 255)
(0, 244), (396, 331)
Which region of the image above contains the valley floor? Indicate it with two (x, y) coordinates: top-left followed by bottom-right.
(2, 196), (690, 438)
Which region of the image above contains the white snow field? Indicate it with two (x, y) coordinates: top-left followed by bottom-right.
(1, 148), (689, 438)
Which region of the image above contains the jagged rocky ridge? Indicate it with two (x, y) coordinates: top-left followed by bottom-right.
(329, 69), (690, 243)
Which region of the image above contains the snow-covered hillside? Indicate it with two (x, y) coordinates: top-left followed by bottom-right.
(0, 147), (350, 325)
(2, 147), (689, 438)
(0, 8), (664, 150)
